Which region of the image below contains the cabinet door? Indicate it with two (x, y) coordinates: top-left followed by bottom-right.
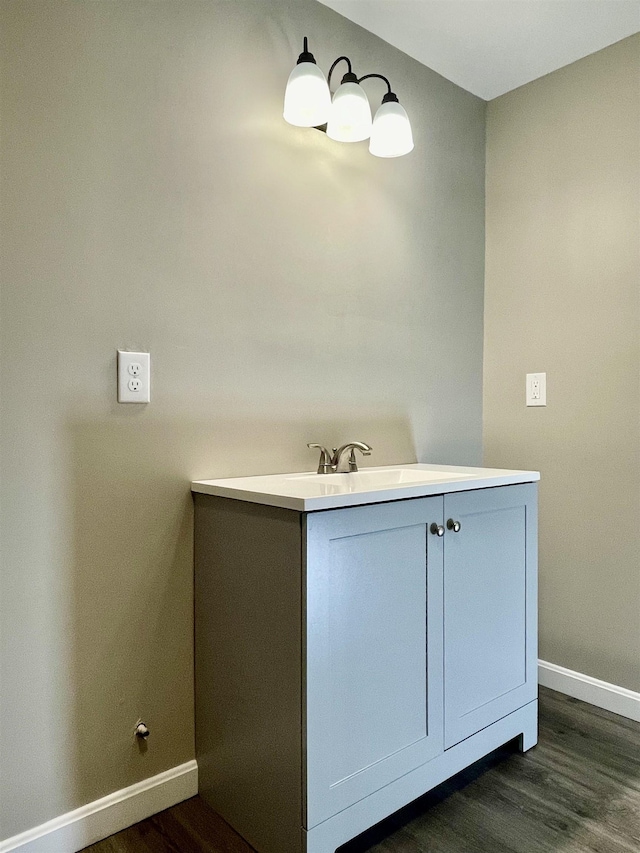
(443, 484), (537, 748)
(304, 498), (444, 828)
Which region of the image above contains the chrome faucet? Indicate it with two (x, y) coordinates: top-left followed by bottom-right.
(307, 441), (372, 474)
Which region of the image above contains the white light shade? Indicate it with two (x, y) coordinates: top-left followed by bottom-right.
(369, 100), (414, 158)
(283, 62), (331, 128)
(326, 82), (372, 143)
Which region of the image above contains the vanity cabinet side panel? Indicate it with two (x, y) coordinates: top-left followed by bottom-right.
(194, 494), (303, 853)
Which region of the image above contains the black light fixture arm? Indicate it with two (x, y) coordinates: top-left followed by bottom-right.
(296, 36), (318, 65)
(328, 55), (356, 88)
(357, 72), (399, 103)
(323, 54), (399, 101)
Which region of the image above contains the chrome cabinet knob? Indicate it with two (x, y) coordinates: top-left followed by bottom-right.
(430, 523), (445, 537)
(447, 518), (461, 533)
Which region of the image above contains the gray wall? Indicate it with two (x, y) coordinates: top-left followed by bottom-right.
(0, 0), (485, 838)
(485, 35), (640, 693)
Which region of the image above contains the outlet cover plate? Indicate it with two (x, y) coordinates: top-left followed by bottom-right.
(526, 372), (546, 407)
(118, 351), (150, 403)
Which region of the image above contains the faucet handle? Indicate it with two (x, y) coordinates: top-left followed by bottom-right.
(347, 445), (371, 471)
(307, 443), (334, 475)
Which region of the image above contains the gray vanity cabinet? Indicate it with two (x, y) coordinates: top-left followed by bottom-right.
(194, 482), (538, 853)
(305, 497), (444, 827)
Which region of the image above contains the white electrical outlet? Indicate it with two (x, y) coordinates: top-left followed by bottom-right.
(118, 351), (150, 403)
(526, 372), (546, 407)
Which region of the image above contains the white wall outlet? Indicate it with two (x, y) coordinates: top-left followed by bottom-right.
(526, 372), (546, 407)
(118, 351), (150, 403)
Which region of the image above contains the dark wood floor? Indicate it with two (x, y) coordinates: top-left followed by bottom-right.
(83, 687), (640, 853)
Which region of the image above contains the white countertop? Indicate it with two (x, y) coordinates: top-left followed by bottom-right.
(191, 463), (540, 512)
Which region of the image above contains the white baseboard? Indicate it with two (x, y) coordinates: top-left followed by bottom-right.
(0, 760), (198, 853)
(4, 664), (639, 852)
(539, 659), (640, 723)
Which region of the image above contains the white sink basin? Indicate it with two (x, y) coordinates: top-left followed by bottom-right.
(289, 468), (468, 492)
(192, 463), (540, 511)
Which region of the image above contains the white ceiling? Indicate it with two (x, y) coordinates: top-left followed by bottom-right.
(317, 0), (640, 100)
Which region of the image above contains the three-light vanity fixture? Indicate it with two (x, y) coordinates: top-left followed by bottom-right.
(283, 37), (414, 158)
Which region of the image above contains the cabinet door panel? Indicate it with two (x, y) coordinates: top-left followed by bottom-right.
(305, 498), (444, 828)
(444, 484), (537, 748)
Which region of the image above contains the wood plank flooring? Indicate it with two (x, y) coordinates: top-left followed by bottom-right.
(83, 687), (640, 853)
